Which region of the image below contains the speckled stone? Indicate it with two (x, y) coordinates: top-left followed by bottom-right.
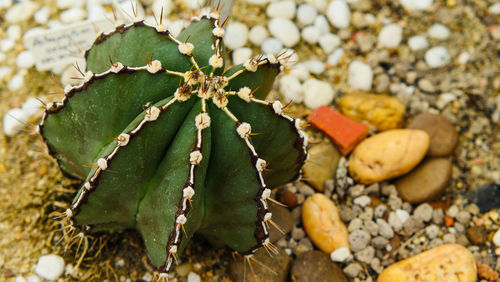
(291, 251), (348, 282)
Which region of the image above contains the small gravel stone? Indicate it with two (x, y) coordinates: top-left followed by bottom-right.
(187, 272), (201, 282)
(359, 207), (373, 221)
(330, 247), (353, 263)
(456, 211), (471, 225)
(224, 22), (248, 49)
(16, 51), (35, 69)
(432, 209), (444, 225)
(348, 230), (371, 252)
(443, 233), (456, 244)
(343, 263), (362, 279)
(297, 4), (317, 25)
(378, 24), (403, 48)
(34, 6), (50, 24)
(374, 205), (387, 218)
(371, 236), (389, 249)
(418, 78), (436, 93)
(355, 246), (375, 264)
(414, 203), (433, 222)
(425, 225), (440, 239)
(327, 48), (344, 66)
(279, 74), (303, 103)
(261, 37), (283, 55)
(376, 218), (394, 239)
(402, 216), (424, 236)
(302, 26), (321, 44)
(348, 60), (373, 91)
(425, 46), (450, 68)
(365, 220), (379, 236)
(491, 230), (500, 247)
(267, 1), (296, 19)
(303, 60), (325, 74)
(1, 38), (15, 52)
(446, 205), (459, 218)
(3, 108), (26, 137)
(7, 25), (21, 40)
(249, 25), (269, 46)
(348, 218), (363, 232)
(400, 0), (433, 10)
(268, 18), (300, 47)
(387, 195), (402, 210)
(314, 15), (330, 34)
(8, 74), (24, 91)
(354, 196), (371, 207)
(35, 255), (65, 281)
(232, 47), (252, 65)
(428, 238), (444, 249)
(348, 185), (364, 198)
(60, 8), (86, 24)
(303, 78), (335, 109)
(388, 211), (403, 232)
(5, 1), (38, 23)
(381, 185), (397, 196)
(408, 35), (429, 51)
(396, 209), (410, 224)
(427, 23), (450, 40)
(326, 0), (350, 29)
(339, 206), (356, 222)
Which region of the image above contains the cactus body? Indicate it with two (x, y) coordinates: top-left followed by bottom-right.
(40, 11), (307, 274)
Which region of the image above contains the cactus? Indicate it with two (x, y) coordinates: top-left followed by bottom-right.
(39, 9), (308, 277)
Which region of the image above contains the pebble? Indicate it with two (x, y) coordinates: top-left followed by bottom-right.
(319, 33), (341, 54)
(1, 38), (15, 52)
(303, 60), (325, 74)
(353, 196), (371, 207)
(372, 236), (389, 249)
(413, 203), (433, 222)
(8, 74), (25, 91)
(418, 78), (436, 93)
(60, 8), (87, 24)
(378, 24), (403, 48)
(224, 22), (248, 50)
(407, 113), (458, 157)
(408, 35), (429, 51)
(302, 141), (341, 191)
(330, 247), (353, 263)
(268, 203), (294, 242)
(34, 255), (65, 281)
(297, 4), (317, 25)
(16, 51), (35, 69)
(292, 251), (348, 282)
(365, 220), (379, 236)
(303, 78), (335, 109)
(433, 209), (444, 225)
(187, 272), (200, 282)
(374, 205), (387, 218)
(3, 108), (26, 137)
(314, 15), (330, 35)
(0, 0), (12, 9)
(5, 1), (38, 23)
(301, 26), (321, 44)
(232, 47), (252, 65)
(378, 244), (476, 281)
(396, 209), (410, 224)
(289, 64), (310, 81)
(489, 3), (500, 14)
(0, 67), (12, 80)
(377, 218), (394, 239)
(355, 246), (375, 264)
(343, 262), (363, 279)
(266, 1), (296, 19)
(279, 74), (303, 103)
(443, 233), (456, 244)
(348, 229), (370, 252)
(347, 60), (373, 91)
(338, 91), (406, 131)
(493, 230), (500, 247)
(245, 0), (270, 5)
(428, 23), (451, 40)
(261, 37), (283, 55)
(34, 6), (50, 24)
(327, 48), (344, 66)
(268, 18), (300, 47)
(456, 211), (471, 225)
(425, 46), (451, 68)
(348, 129), (430, 184)
(426, 225), (440, 239)
(466, 226), (487, 245)
(22, 98), (44, 120)
(326, 0), (350, 29)
(403, 216), (424, 236)
(302, 194), (349, 253)
(399, 0), (433, 11)
(7, 25), (21, 40)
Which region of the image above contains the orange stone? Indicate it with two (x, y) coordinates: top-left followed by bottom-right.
(444, 216), (454, 227)
(307, 106), (369, 155)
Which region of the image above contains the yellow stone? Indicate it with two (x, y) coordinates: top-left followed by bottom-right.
(378, 244), (477, 282)
(302, 141), (341, 192)
(302, 194), (349, 253)
(338, 91), (406, 131)
(349, 129), (430, 184)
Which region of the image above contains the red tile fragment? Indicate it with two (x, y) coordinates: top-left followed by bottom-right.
(307, 106), (369, 155)
(444, 215), (454, 227)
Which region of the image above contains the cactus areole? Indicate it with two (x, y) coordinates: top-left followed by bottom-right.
(40, 9), (308, 274)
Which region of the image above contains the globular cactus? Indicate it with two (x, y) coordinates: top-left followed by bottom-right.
(39, 8), (308, 277)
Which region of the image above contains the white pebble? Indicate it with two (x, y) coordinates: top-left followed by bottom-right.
(378, 23), (403, 48)
(266, 1), (296, 19)
(303, 78), (335, 109)
(268, 18), (300, 47)
(15, 276), (27, 282)
(395, 209), (410, 224)
(354, 195), (371, 207)
(303, 60), (325, 74)
(326, 0), (350, 29)
(3, 108), (26, 137)
(56, 0), (73, 9)
(314, 15), (330, 35)
(0, 0), (12, 9)
(224, 22), (249, 49)
(0, 52), (5, 63)
(457, 51), (470, 65)
(5, 1), (38, 23)
(425, 46), (450, 68)
(187, 272), (201, 282)
(0, 67), (12, 80)
(261, 37), (283, 55)
(489, 3), (500, 15)
(16, 51), (35, 69)
(330, 247), (352, 263)
(8, 74), (24, 91)
(249, 25), (269, 46)
(60, 8), (86, 23)
(232, 47), (252, 65)
(245, 0), (270, 6)
(436, 92), (456, 109)
(87, 2), (107, 21)
(428, 23), (450, 40)
(22, 97), (44, 118)
(279, 74), (303, 103)
(347, 60), (373, 91)
(34, 6), (50, 24)
(301, 26), (321, 44)
(297, 4), (317, 25)
(1, 38), (15, 52)
(319, 33), (341, 54)
(289, 64), (310, 81)
(408, 35), (429, 51)
(493, 230), (500, 247)
(400, 0), (433, 11)
(7, 25), (21, 40)
(306, 0), (327, 10)
(327, 48), (344, 66)
(35, 255), (65, 281)
(26, 276), (41, 282)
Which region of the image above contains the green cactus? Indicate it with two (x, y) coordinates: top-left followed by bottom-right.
(39, 9), (308, 276)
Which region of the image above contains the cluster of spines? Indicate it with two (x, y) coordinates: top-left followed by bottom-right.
(40, 7), (309, 278)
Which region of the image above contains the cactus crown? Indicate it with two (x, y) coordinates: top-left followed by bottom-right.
(39, 8), (308, 276)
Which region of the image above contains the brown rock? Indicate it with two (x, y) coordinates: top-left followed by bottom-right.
(349, 129), (430, 184)
(466, 226), (488, 245)
(338, 91), (406, 131)
(302, 194), (349, 253)
(395, 158), (452, 204)
(408, 113), (458, 157)
(378, 244), (477, 282)
(291, 251), (348, 282)
(230, 246), (291, 282)
(278, 190), (298, 208)
(302, 141), (341, 191)
(268, 203), (294, 243)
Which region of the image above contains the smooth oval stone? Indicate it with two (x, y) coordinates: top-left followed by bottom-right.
(302, 140), (341, 191)
(268, 203), (294, 242)
(349, 129), (430, 184)
(338, 91), (406, 131)
(302, 194), (349, 253)
(378, 244), (477, 282)
(407, 113), (458, 157)
(291, 251), (348, 282)
(230, 246), (290, 282)
(395, 158), (451, 204)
